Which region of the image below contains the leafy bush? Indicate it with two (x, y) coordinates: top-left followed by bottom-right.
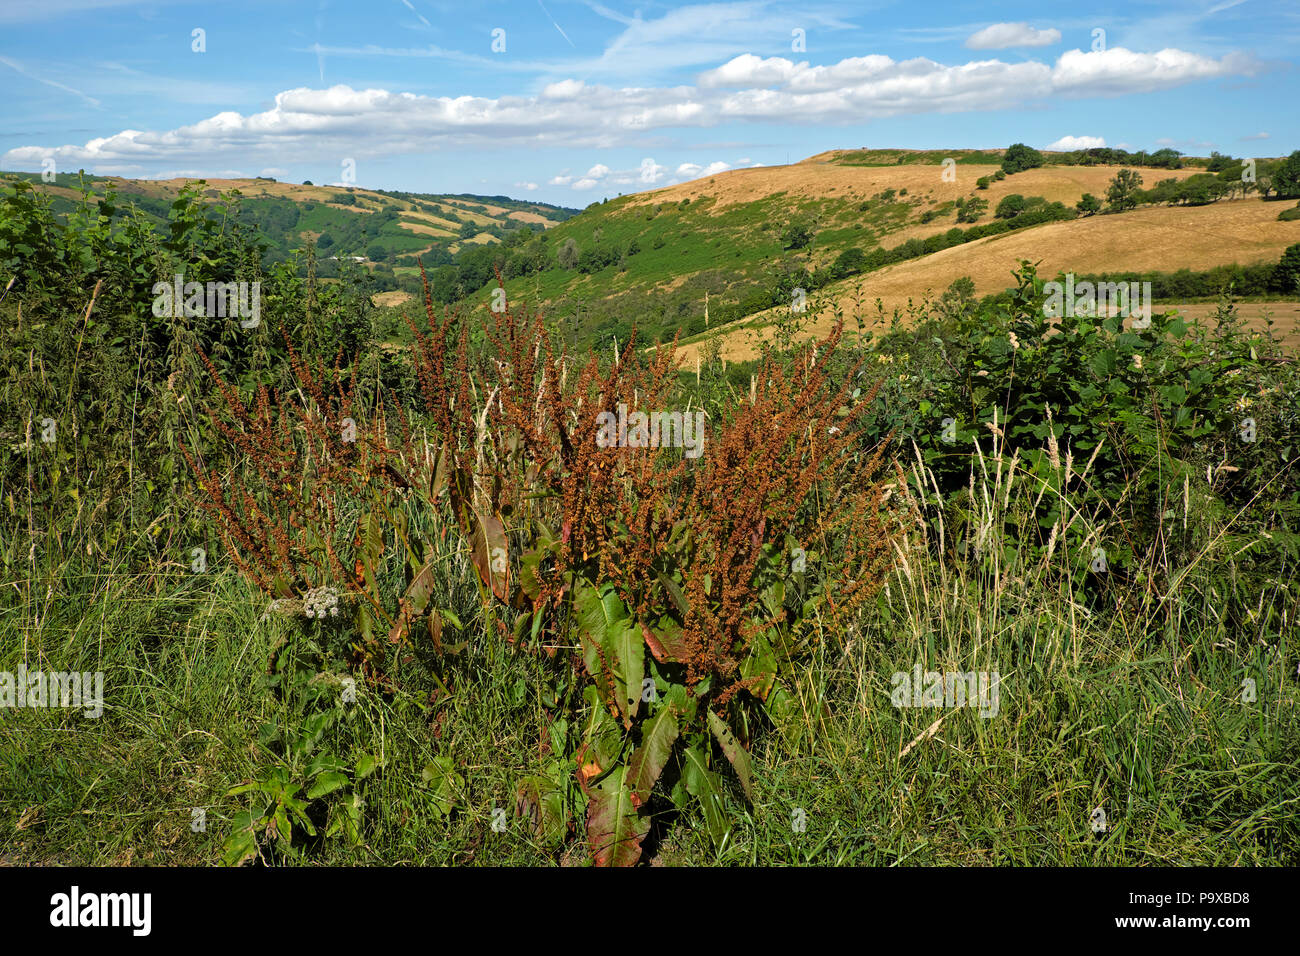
(1001, 143), (1045, 175)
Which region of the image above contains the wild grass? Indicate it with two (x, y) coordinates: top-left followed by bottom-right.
(5, 418), (1294, 865)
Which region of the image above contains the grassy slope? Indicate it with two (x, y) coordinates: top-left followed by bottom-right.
(7, 170), (578, 265)
(449, 152), (1239, 341)
(688, 196), (1300, 362)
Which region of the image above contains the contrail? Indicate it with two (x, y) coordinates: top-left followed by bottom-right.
(538, 0), (576, 47)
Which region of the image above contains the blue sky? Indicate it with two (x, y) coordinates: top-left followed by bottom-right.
(0, 0), (1295, 206)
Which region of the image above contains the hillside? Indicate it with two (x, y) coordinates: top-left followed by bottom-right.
(689, 195), (1300, 361)
(4, 170), (579, 272)
(442, 149), (1288, 351)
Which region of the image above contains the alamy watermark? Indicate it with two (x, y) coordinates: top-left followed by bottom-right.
(1044, 274), (1152, 328)
(151, 274), (261, 328)
(890, 664), (1000, 718)
(1, 666), (104, 718)
(595, 404), (706, 459)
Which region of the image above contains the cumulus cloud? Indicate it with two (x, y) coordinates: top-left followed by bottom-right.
(1, 46), (1258, 175)
(515, 181), (539, 190)
(965, 23), (1062, 50)
(1051, 47), (1257, 96)
(555, 157), (730, 191)
(1045, 135), (1106, 150)
(676, 161), (731, 178)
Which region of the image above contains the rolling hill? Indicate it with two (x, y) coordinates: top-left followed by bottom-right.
(689, 195), (1300, 361)
(430, 148), (1300, 355)
(4, 169), (579, 271)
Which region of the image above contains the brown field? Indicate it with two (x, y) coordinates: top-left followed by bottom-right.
(624, 155), (1207, 219)
(507, 209), (553, 225)
(398, 220), (454, 238)
(371, 291), (413, 308)
(447, 232), (497, 254)
(685, 198), (1300, 362)
(402, 209), (461, 231)
(1161, 300), (1300, 347)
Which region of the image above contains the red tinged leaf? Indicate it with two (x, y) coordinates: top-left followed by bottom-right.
(470, 511), (510, 603)
(586, 773), (649, 867)
(642, 622), (668, 663)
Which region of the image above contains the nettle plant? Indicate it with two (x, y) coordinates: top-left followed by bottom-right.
(193, 266), (899, 864)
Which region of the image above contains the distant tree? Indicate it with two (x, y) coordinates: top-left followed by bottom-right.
(832, 247), (868, 277)
(1001, 143), (1045, 175)
(1148, 148), (1184, 169)
(1206, 151), (1235, 173)
(781, 221), (815, 250)
(303, 180), (314, 186)
(955, 196), (987, 223)
(995, 194), (1028, 219)
(366, 241), (387, 260)
(557, 237), (580, 269)
(1274, 242), (1300, 294)
(1273, 150), (1300, 199)
(317, 233), (334, 249)
(976, 176), (991, 189)
(1177, 177), (1214, 206)
(1106, 168), (1144, 211)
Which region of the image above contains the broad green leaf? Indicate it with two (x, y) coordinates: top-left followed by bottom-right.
(307, 771), (350, 799)
(707, 709), (754, 800)
(625, 707), (679, 807)
(682, 745), (729, 849)
(608, 617), (644, 726)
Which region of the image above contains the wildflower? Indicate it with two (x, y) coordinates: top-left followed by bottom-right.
(1009, 332), (1020, 351)
(1132, 354), (1143, 370)
(303, 586), (341, 620)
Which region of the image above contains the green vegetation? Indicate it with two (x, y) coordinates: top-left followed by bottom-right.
(3, 168), (578, 284)
(1000, 143), (1045, 175)
(3, 163), (1299, 868)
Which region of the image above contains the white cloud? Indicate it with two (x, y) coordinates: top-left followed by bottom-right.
(676, 161), (731, 179)
(1051, 47), (1257, 96)
(552, 157), (731, 191)
(1045, 135), (1106, 150)
(515, 181), (539, 191)
(1241, 131), (1270, 140)
(698, 53), (804, 88)
(1, 47), (1257, 175)
(965, 23), (1062, 50)
(638, 158), (668, 183)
